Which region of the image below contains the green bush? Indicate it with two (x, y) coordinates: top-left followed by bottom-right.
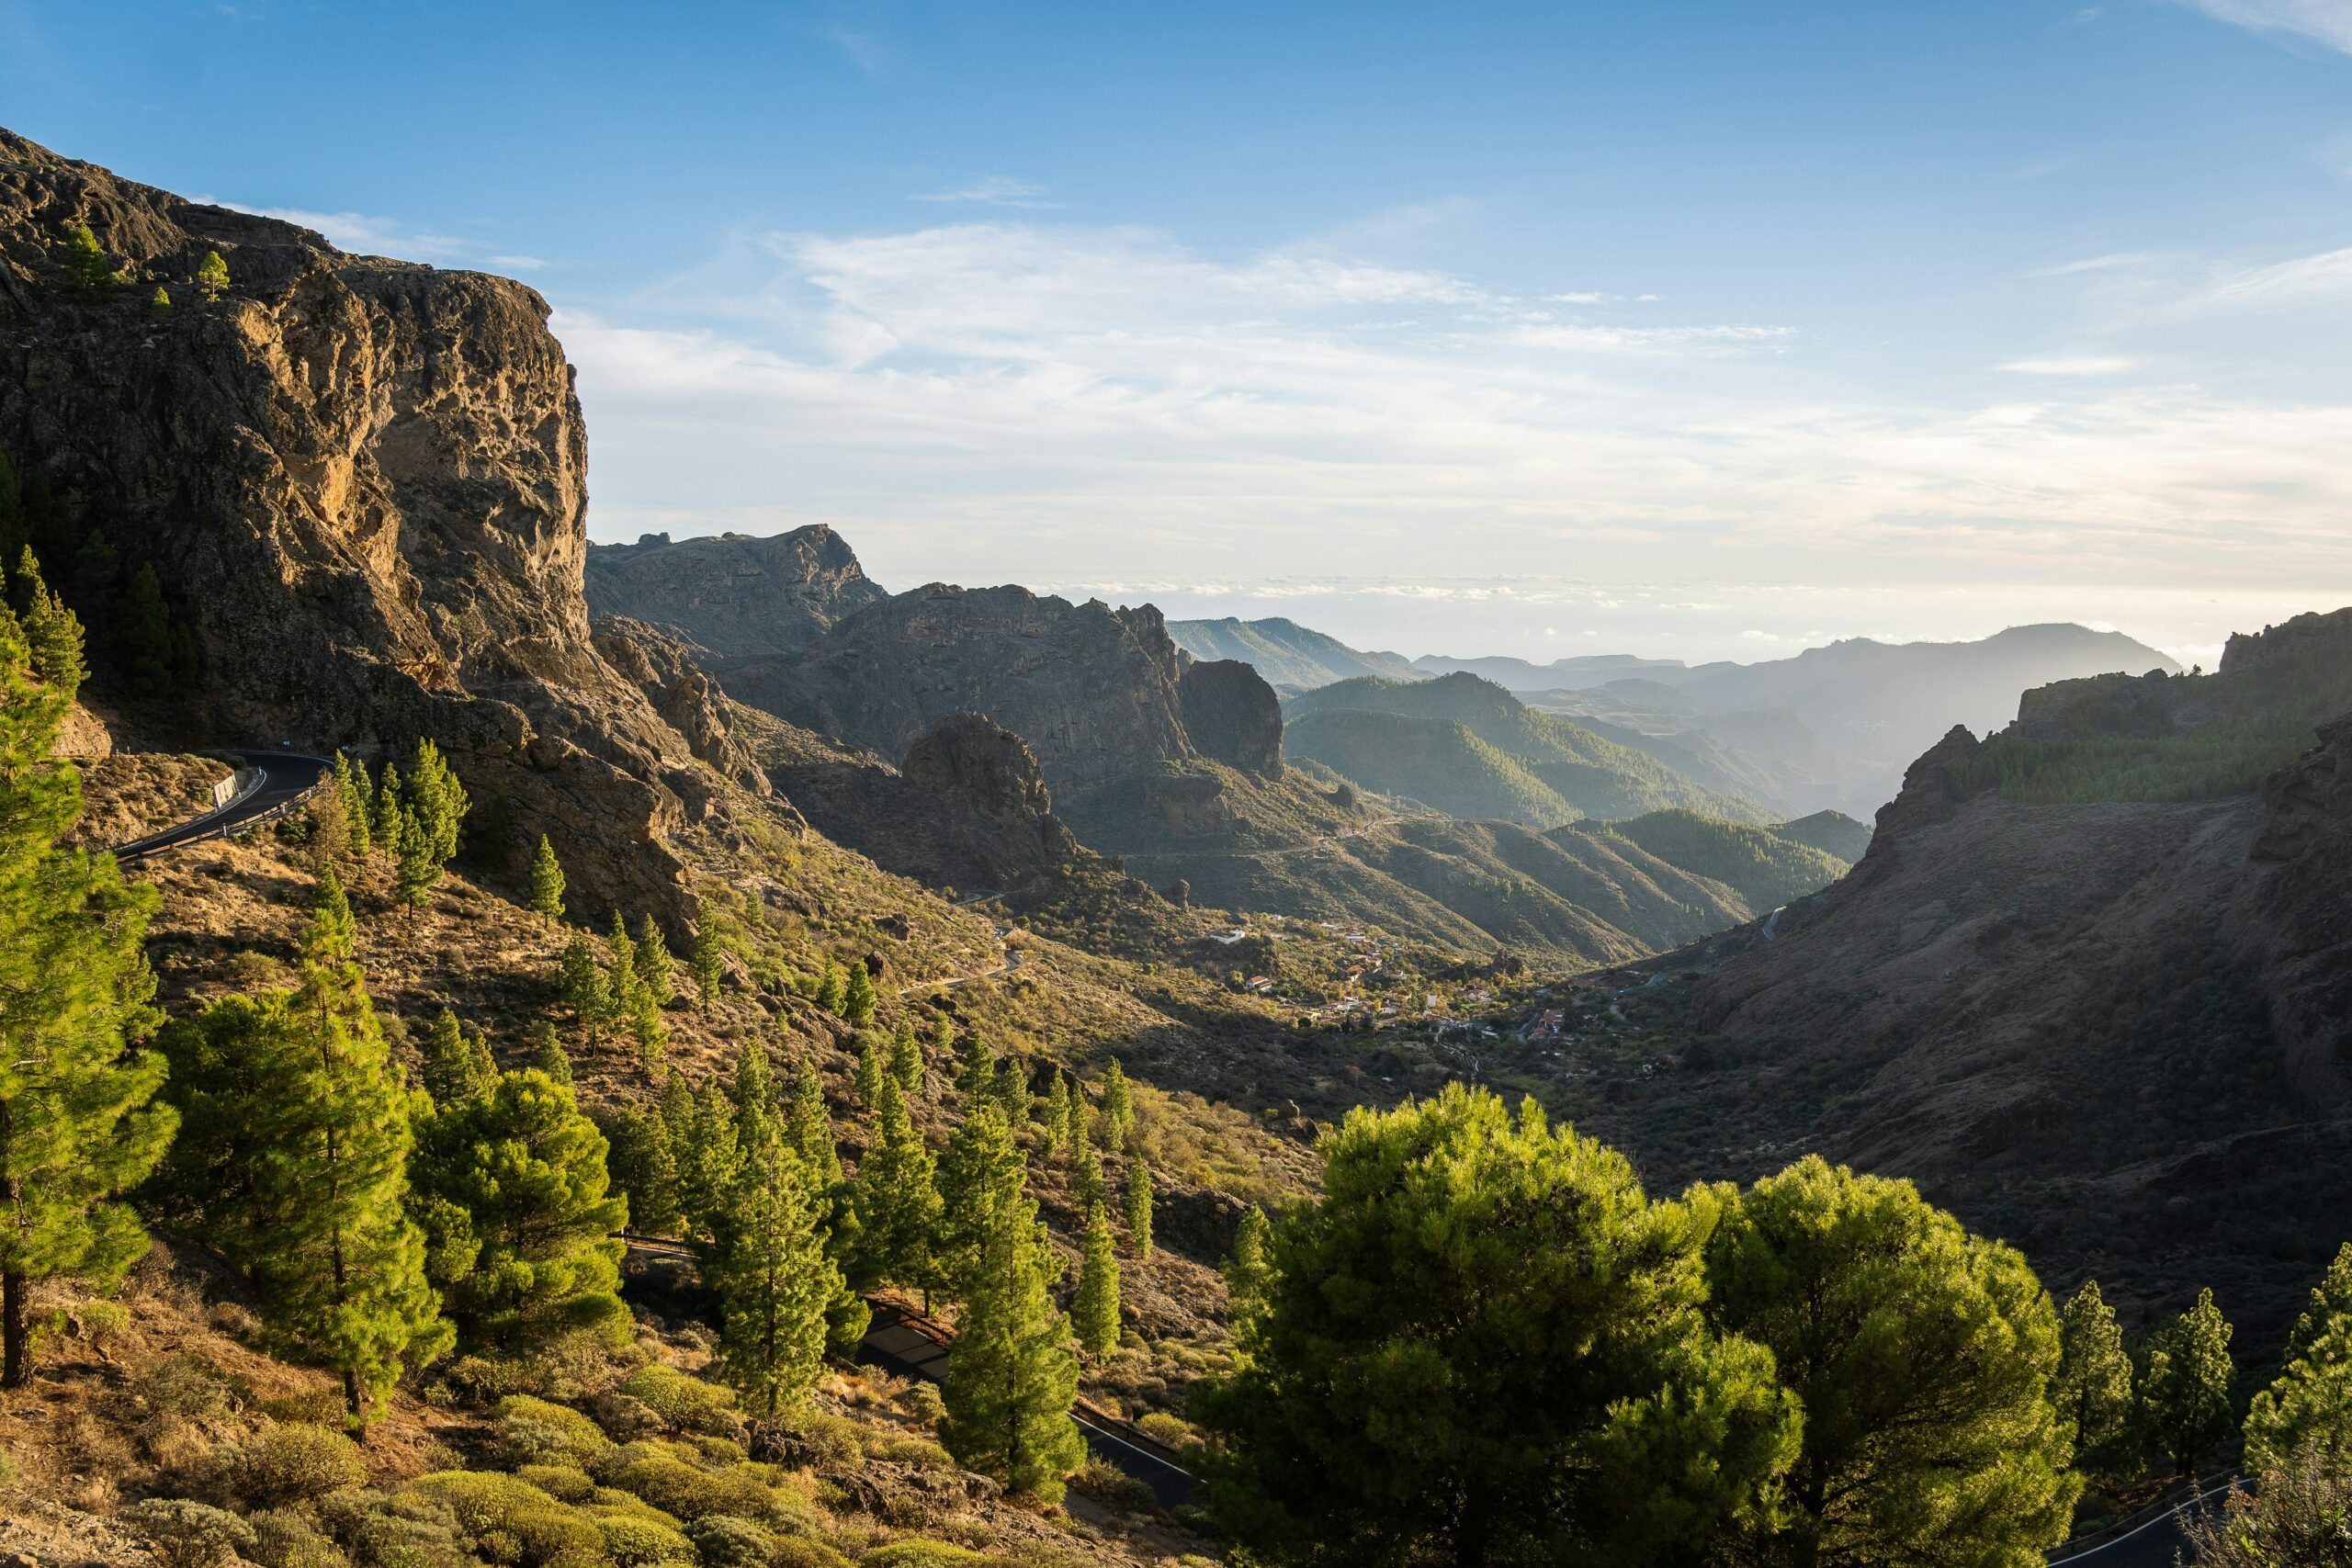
(756, 1410), (865, 1469)
(586, 1509), (696, 1567)
(135, 1355), (243, 1422)
(404, 1472), (605, 1567)
(860, 1546), (1008, 1568)
(260, 1387), (351, 1427)
(123, 1499), (260, 1568)
(234, 1424), (369, 1508)
(619, 1365), (743, 1436)
(1134, 1412), (1198, 1452)
(592, 1448), (783, 1525)
(249, 1510), (351, 1568)
(684, 1516), (776, 1568)
(514, 1465), (595, 1504)
(869, 1434), (954, 1471)
(775, 1540), (855, 1568)
(315, 1487), (476, 1568)
(496, 1395), (616, 1468)
(899, 1384), (946, 1427)
(1069, 1458), (1157, 1515)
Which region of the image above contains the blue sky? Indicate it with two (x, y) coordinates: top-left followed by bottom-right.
(7, 0), (2352, 665)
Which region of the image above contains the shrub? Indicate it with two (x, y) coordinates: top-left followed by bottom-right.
(619, 1365), (742, 1436)
(860, 1546), (1008, 1568)
(496, 1395), (616, 1468)
(870, 1434), (954, 1471)
(135, 1354), (242, 1422)
(122, 1498), (259, 1568)
(684, 1516), (777, 1568)
(315, 1487), (476, 1568)
(593, 1448), (782, 1524)
(586, 1509), (697, 1567)
(514, 1465), (595, 1504)
(250, 1509), (352, 1568)
(233, 1424), (369, 1508)
(1069, 1458), (1157, 1515)
(1134, 1412), (1198, 1452)
(404, 1471), (605, 1567)
(900, 1384), (946, 1427)
(752, 1410), (865, 1470)
(690, 1435), (749, 1466)
(775, 1540), (855, 1568)
(260, 1386), (351, 1427)
(591, 1389), (663, 1440)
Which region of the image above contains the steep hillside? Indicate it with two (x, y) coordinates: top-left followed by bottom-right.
(1282, 709), (1576, 828)
(1168, 615), (1423, 689)
(1284, 671), (1763, 822)
(1581, 613), (2352, 1346)
(1562, 808), (1849, 916)
(0, 130), (750, 915)
(1773, 808), (1873, 863)
(584, 527), (888, 658)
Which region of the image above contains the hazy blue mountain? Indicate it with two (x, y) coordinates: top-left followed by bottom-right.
(1169, 615), (1425, 689)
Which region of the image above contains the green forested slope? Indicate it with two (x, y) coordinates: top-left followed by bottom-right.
(1563, 808), (1849, 916)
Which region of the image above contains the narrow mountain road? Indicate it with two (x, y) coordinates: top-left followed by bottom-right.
(2048, 1475), (2239, 1565)
(114, 749), (334, 863)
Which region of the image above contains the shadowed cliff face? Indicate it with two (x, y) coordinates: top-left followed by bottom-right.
(0, 129), (739, 913)
(584, 527), (887, 659)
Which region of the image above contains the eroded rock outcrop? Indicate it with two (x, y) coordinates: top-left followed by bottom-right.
(0, 130), (734, 912)
(585, 527), (886, 659)
(1178, 659), (1283, 773)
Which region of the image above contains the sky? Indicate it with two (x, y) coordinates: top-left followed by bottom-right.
(6, 1), (2352, 668)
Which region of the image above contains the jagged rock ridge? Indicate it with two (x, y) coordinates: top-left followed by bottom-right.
(584, 526), (887, 659)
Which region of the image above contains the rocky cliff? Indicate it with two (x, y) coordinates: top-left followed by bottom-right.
(717, 581), (1283, 803)
(0, 130), (741, 913)
(584, 527), (886, 659)
(1596, 616), (2352, 1343)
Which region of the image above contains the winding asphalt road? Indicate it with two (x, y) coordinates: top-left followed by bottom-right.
(114, 749), (333, 863)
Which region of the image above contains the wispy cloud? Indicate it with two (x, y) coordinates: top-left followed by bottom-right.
(209, 200), (549, 276)
(2179, 0), (2352, 54)
(2204, 242), (2352, 303)
(1998, 353), (2143, 376)
(911, 175), (1060, 209)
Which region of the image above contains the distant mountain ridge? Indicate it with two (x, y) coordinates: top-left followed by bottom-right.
(1169, 615), (1423, 689)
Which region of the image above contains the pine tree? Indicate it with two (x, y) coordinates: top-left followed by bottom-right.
(889, 1019), (925, 1099)
(633, 915), (674, 1006)
(0, 591), (172, 1387)
(403, 739), (467, 867)
(61, 223), (112, 299)
(235, 886), (451, 1424)
(729, 1038), (780, 1168)
(1227, 1204), (1274, 1315)
(1072, 1114), (1107, 1213)
(556, 934), (609, 1049)
(602, 1105), (681, 1238)
(2244, 1246), (2352, 1471)
(1043, 1071), (1072, 1158)
(850, 1077), (942, 1298)
(527, 836), (564, 924)
(148, 285), (171, 316)
(2285, 1243), (2352, 1368)
(392, 807), (438, 906)
(854, 1031), (886, 1111)
(675, 1079), (743, 1240)
(931, 1014), (955, 1066)
(956, 1030), (994, 1100)
(1123, 1159), (1153, 1259)
(1073, 1202), (1121, 1359)
(311, 864), (357, 955)
(2055, 1280), (2135, 1478)
(690, 921), (724, 1008)
(813, 960), (847, 1016)
(307, 768), (354, 869)
(419, 1007), (493, 1107)
(409, 1066), (628, 1348)
(940, 1179), (1084, 1500)
(995, 1058), (1032, 1131)
(529, 1021), (571, 1087)
(605, 915), (665, 1065)
(708, 1145), (841, 1417)
(2143, 1289), (2235, 1477)
(335, 754), (372, 859)
(194, 249), (230, 301)
(786, 1059), (842, 1190)
(1099, 1058), (1134, 1154)
(118, 562), (173, 686)
(842, 961), (877, 1024)
(370, 762), (402, 855)
(935, 1104), (1024, 1298)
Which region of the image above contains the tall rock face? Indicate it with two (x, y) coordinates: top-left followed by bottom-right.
(1178, 659), (1283, 773)
(0, 130), (732, 912)
(718, 582), (1270, 805)
(583, 527), (887, 659)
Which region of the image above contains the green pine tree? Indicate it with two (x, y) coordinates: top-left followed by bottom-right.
(1227, 1203), (1274, 1315)
(787, 1058), (843, 1190)
(409, 1066), (629, 1348)
(527, 835), (564, 924)
(2284, 1243), (2352, 1368)
(708, 1146), (841, 1417)
(194, 249), (230, 301)
(956, 1030), (994, 1100)
(854, 1031), (886, 1111)
(633, 915), (674, 1006)
(2143, 1289), (2235, 1477)
(602, 1105), (682, 1238)
(994, 1058), (1032, 1131)
(931, 1014), (955, 1067)
(370, 762), (402, 856)
(234, 887), (451, 1425)
(940, 1178), (1084, 1500)
(418, 1007), (493, 1107)
(813, 960), (848, 1016)
(1099, 1058), (1134, 1155)
(1073, 1201), (1121, 1359)
(729, 1038), (780, 1168)
(690, 920), (725, 1008)
(529, 1020), (571, 1087)
(61, 223), (112, 299)
(556, 934), (610, 1049)
(842, 960), (877, 1024)
(889, 1019), (925, 1099)
(605, 915), (665, 1065)
(2055, 1280), (2136, 1479)
(2243, 1246), (2352, 1470)
(403, 739), (467, 867)
(1043, 1070), (1072, 1158)
(935, 1103), (1025, 1298)
(850, 1077), (942, 1298)
(675, 1078), (743, 1240)
(392, 806), (439, 906)
(148, 285), (170, 316)
(336, 754), (372, 859)
(1123, 1159), (1153, 1259)
(0, 591), (171, 1387)
(1071, 1115), (1107, 1213)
